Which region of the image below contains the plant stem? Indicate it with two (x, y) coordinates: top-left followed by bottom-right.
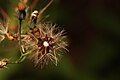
(16, 51), (30, 63)
(15, 54), (26, 63)
(19, 20), (23, 55)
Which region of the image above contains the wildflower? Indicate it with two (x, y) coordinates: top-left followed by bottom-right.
(22, 23), (68, 67)
(0, 0), (69, 69)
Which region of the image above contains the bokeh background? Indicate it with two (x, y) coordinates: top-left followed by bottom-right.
(0, 0), (120, 80)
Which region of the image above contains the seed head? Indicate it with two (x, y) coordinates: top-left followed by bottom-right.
(22, 23), (68, 68)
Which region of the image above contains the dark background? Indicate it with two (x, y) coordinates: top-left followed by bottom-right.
(0, 0), (120, 80)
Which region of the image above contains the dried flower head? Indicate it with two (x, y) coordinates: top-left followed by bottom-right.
(0, 59), (8, 69)
(22, 23), (68, 67)
(0, 23), (8, 42)
(16, 0), (28, 20)
(0, 22), (15, 42)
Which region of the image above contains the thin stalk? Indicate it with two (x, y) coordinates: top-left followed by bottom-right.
(37, 0), (53, 23)
(19, 20), (23, 55)
(9, 52), (29, 64)
(15, 54), (26, 63)
(15, 50), (31, 63)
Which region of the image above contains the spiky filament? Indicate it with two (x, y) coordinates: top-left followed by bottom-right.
(21, 23), (68, 67)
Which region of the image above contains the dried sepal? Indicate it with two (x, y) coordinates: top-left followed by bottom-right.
(0, 23), (8, 34)
(0, 23), (8, 42)
(0, 59), (9, 69)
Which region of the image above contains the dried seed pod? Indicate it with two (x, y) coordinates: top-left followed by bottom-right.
(18, 2), (26, 11)
(17, 0), (27, 20)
